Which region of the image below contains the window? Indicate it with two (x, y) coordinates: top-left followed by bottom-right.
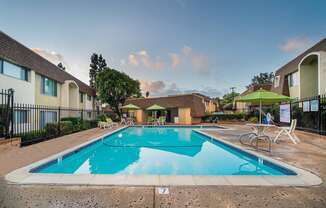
(80, 92), (84, 103)
(87, 95), (91, 101)
(0, 59), (28, 81)
(14, 110), (28, 124)
(40, 111), (57, 128)
(41, 76), (57, 96)
(288, 72), (299, 87)
(274, 75), (280, 88)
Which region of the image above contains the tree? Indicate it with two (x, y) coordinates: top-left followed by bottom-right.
(57, 62), (66, 71)
(218, 91), (240, 109)
(96, 68), (141, 117)
(247, 72), (274, 89)
(89, 53), (107, 88)
(145, 91), (150, 98)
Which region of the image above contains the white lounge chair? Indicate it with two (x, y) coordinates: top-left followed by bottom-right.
(274, 119), (300, 144)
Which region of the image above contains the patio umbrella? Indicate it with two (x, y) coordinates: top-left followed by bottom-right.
(236, 89), (290, 123)
(121, 104), (140, 110)
(146, 104), (166, 118)
(121, 104), (140, 118)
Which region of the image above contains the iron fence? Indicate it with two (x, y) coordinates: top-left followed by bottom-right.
(12, 103), (101, 137)
(290, 95), (326, 135)
(0, 89), (14, 138)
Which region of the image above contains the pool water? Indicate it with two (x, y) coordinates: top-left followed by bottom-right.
(33, 127), (295, 175)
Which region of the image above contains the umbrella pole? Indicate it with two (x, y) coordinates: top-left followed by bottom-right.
(259, 100), (262, 124)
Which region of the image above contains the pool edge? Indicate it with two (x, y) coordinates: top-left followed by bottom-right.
(5, 126), (323, 187)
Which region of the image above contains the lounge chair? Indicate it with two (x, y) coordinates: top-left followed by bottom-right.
(274, 119), (299, 144)
(158, 116), (166, 125)
(147, 117), (155, 125)
(127, 118), (135, 126)
(106, 118), (118, 128)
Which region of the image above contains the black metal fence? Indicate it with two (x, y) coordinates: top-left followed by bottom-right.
(290, 95), (326, 135)
(12, 103), (101, 137)
(0, 89), (14, 138)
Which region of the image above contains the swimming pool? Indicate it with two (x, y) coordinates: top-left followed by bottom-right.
(32, 127), (295, 176)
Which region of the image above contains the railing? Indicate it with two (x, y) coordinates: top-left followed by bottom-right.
(12, 103), (101, 137)
(0, 89), (14, 138)
(290, 94), (326, 135)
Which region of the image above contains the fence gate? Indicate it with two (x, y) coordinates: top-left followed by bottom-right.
(0, 89), (14, 138)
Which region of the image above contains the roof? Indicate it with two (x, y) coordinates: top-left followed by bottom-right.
(0, 31), (95, 96)
(126, 93), (216, 117)
(272, 37), (326, 95)
(240, 84), (272, 96)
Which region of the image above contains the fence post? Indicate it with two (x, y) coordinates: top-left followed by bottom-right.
(58, 106), (61, 136)
(9, 88), (14, 138)
(81, 109), (84, 121)
(318, 95), (321, 134)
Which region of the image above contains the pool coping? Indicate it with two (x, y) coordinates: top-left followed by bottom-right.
(5, 126), (323, 187)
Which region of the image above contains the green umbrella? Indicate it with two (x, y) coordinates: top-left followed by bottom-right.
(121, 104), (140, 110)
(146, 104), (166, 111)
(236, 89), (290, 123)
(146, 104), (166, 119)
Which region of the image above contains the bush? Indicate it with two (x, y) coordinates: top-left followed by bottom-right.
(60, 121), (74, 135)
(20, 130), (47, 145)
(203, 113), (245, 122)
(45, 123), (59, 137)
(61, 117), (81, 126)
(96, 114), (107, 122)
(248, 117), (258, 123)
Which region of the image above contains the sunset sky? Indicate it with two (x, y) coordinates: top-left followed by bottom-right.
(1, 0), (326, 97)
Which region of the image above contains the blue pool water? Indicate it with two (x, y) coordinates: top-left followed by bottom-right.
(33, 127), (295, 175)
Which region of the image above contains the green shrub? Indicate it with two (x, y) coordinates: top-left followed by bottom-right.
(203, 113), (245, 122)
(248, 117), (258, 123)
(20, 130), (47, 145)
(61, 117), (81, 126)
(45, 122), (59, 137)
(60, 121), (74, 135)
(96, 114), (107, 122)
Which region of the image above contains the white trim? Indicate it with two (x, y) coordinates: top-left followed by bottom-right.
(298, 52), (321, 98)
(5, 126), (322, 186)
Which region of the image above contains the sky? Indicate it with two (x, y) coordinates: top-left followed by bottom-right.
(1, 0), (326, 97)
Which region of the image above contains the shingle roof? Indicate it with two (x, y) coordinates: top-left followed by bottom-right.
(272, 38), (326, 95)
(126, 93), (215, 117)
(0, 31), (95, 96)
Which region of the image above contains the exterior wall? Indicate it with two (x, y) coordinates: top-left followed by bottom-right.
(320, 51), (326, 95)
(85, 96), (93, 110)
(178, 108), (192, 124)
(135, 110), (144, 123)
(300, 61), (318, 98)
(0, 70), (35, 104)
(35, 73), (61, 106)
(205, 100), (217, 113)
(191, 117), (202, 124)
(289, 85), (299, 98)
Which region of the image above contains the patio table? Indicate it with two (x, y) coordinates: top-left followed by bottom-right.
(243, 124), (275, 151)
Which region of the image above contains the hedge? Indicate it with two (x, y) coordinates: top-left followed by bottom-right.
(20, 118), (97, 147)
(203, 113), (245, 122)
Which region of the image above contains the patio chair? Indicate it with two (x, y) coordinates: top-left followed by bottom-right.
(274, 119), (300, 144)
(158, 116), (166, 125)
(147, 117), (155, 125)
(120, 117), (128, 125)
(127, 118), (135, 126)
(106, 118), (118, 128)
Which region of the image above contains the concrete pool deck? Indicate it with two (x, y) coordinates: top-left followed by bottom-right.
(1, 123), (326, 207)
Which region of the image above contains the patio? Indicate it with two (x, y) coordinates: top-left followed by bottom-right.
(0, 123), (326, 207)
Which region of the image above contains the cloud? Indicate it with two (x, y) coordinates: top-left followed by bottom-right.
(140, 80), (222, 98)
(169, 53), (181, 68)
(140, 80), (166, 94)
(128, 50), (164, 70)
(169, 46), (210, 73)
(32, 48), (66, 65)
(280, 37), (310, 52)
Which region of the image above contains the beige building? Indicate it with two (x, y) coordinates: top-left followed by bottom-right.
(0, 31), (97, 131)
(125, 93), (218, 125)
(272, 38), (326, 99)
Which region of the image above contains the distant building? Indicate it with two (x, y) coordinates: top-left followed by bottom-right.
(271, 38), (326, 99)
(125, 93), (218, 124)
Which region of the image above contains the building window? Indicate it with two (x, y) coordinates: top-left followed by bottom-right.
(41, 76), (57, 96)
(288, 71), (299, 87)
(0, 59), (28, 81)
(80, 92), (84, 103)
(14, 110), (28, 124)
(87, 95), (91, 101)
(274, 75), (280, 88)
(40, 111), (57, 128)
